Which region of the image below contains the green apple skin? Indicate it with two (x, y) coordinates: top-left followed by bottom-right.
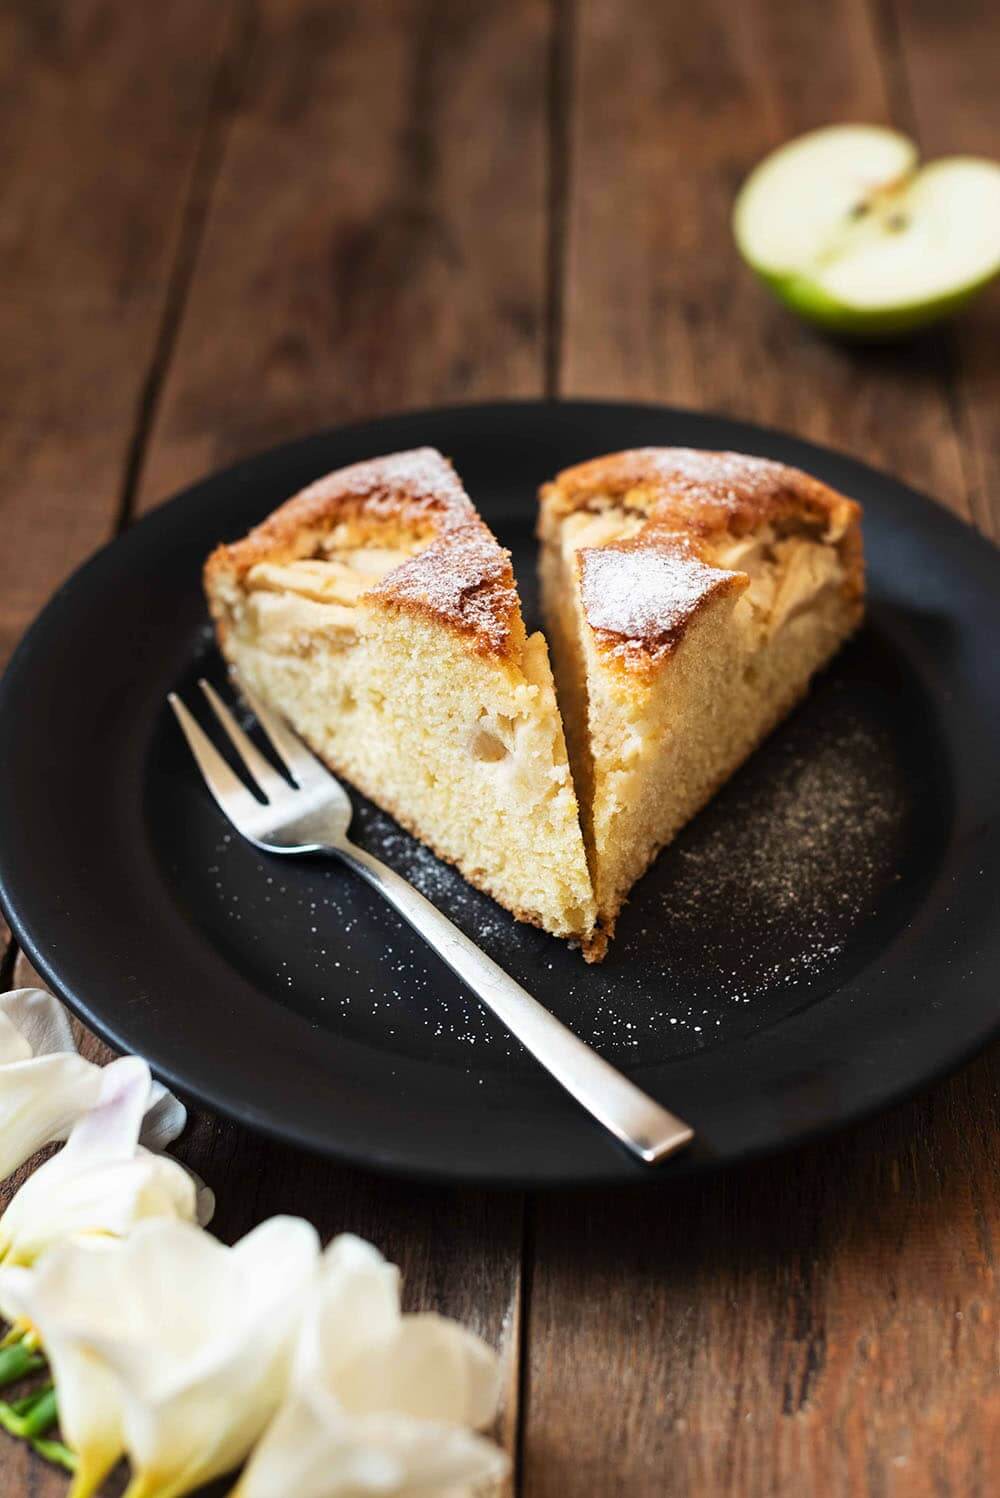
(733, 125), (1000, 339)
(750, 262), (1000, 340)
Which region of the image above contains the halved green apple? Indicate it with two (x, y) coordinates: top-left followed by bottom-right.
(734, 124), (1000, 337)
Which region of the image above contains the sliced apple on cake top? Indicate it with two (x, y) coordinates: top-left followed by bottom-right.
(537, 449), (864, 959)
(204, 448), (597, 946)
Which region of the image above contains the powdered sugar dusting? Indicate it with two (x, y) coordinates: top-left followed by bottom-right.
(301, 446), (471, 517)
(563, 447), (801, 509)
(552, 446), (854, 543)
(652, 709), (907, 1009)
(579, 538), (738, 656)
(372, 523), (517, 651)
(637, 447), (790, 493)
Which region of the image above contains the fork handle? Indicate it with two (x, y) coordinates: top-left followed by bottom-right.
(334, 840), (693, 1165)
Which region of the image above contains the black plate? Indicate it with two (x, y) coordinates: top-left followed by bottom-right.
(1, 402), (999, 1186)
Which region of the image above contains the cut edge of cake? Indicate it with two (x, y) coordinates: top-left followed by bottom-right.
(537, 447), (865, 960)
(204, 448), (598, 947)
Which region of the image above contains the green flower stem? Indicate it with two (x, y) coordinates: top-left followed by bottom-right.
(23, 1387), (58, 1437)
(11, 1382), (54, 1415)
(30, 1435), (77, 1472)
(0, 1385), (58, 1438)
(0, 1341), (46, 1388)
(0, 1330), (65, 1470)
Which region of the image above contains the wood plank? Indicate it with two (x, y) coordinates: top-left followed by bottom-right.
(557, 0), (970, 520)
(0, 1), (243, 1489)
(884, 0), (1000, 537)
(523, 1), (1000, 1495)
(526, 1060), (1000, 1498)
(0, 0), (238, 668)
(136, 0), (551, 510)
(0, 916), (11, 975)
(126, 0), (554, 1485)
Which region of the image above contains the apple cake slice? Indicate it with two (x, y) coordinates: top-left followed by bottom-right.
(538, 448), (864, 960)
(204, 448), (597, 945)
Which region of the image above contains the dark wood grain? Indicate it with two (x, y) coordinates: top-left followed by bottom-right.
(557, 0), (974, 523)
(0, 0), (240, 1107)
(521, 2), (1000, 1495)
(0, 3), (243, 1489)
(524, 1066), (1000, 1498)
(883, 0), (1000, 535)
(0, 0), (239, 669)
(3, 0), (1000, 1494)
(0, 917), (13, 990)
(135, 0), (551, 512)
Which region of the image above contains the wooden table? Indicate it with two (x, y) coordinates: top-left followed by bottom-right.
(2, 2), (998, 1493)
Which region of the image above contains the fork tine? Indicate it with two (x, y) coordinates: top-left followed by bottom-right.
(235, 679), (328, 786)
(168, 693), (264, 828)
(198, 679), (290, 801)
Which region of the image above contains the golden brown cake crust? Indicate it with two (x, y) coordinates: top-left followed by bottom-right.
(540, 447), (864, 673)
(541, 447), (860, 538)
(368, 521), (521, 657)
(204, 448), (520, 659)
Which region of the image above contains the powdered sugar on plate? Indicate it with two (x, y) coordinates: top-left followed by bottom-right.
(171, 631), (931, 1076)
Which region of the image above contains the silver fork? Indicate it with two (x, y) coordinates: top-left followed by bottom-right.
(169, 679), (694, 1165)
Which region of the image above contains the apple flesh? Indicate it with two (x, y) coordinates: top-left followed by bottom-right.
(734, 125), (1000, 337)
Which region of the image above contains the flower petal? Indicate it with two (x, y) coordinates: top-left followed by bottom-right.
(0, 1246), (127, 1498)
(233, 1395), (508, 1498)
(58, 1056), (153, 1169)
(1, 1219), (321, 1498)
(183, 1167), (215, 1229)
(234, 1234), (506, 1497)
(0, 1151), (198, 1268)
(86, 1217), (320, 1497)
(0, 1007), (37, 1066)
(0, 989), (78, 1059)
(0, 1058), (198, 1266)
(0, 988), (191, 1156)
(0, 1053), (102, 1181)
(293, 1234), (401, 1389)
(331, 1314), (501, 1429)
(138, 1081), (188, 1154)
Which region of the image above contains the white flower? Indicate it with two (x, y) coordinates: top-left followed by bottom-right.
(0, 989), (102, 1179)
(136, 1078), (189, 1157)
(233, 1234), (507, 1498)
(0, 987), (189, 1179)
(0, 1055), (209, 1269)
(0, 1237), (125, 1495)
(0, 1215), (320, 1498)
